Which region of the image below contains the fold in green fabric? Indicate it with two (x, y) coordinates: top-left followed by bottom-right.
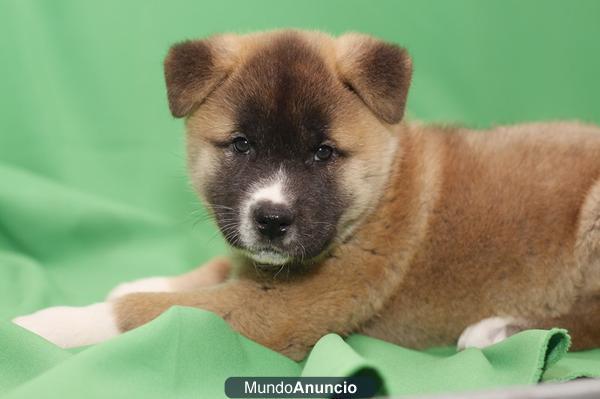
(2, 0), (600, 397)
(1, 308), (599, 399)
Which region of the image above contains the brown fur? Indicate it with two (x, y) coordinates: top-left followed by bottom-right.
(115, 30), (600, 360)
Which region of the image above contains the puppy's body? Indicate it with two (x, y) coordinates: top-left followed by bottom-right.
(13, 30), (600, 359)
(111, 119), (600, 358)
(357, 121), (600, 348)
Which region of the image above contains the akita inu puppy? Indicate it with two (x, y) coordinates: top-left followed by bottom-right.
(14, 30), (600, 361)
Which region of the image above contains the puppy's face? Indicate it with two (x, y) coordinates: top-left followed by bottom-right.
(164, 30), (412, 266)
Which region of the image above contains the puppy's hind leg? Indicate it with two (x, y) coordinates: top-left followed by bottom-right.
(106, 257), (231, 300)
(458, 317), (528, 350)
(458, 294), (600, 351)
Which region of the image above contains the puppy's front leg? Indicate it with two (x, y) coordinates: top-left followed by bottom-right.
(115, 257), (394, 360)
(15, 250), (395, 357)
(113, 286), (327, 360)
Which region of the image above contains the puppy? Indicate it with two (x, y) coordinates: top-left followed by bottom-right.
(14, 30), (600, 361)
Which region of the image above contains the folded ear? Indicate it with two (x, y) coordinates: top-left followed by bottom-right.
(336, 33), (412, 124)
(164, 35), (238, 118)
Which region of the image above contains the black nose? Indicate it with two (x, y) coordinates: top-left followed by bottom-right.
(253, 203), (294, 239)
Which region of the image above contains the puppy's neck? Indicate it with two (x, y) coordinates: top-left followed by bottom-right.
(341, 122), (443, 265)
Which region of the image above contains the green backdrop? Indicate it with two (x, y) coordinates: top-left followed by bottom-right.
(1, 1), (600, 398)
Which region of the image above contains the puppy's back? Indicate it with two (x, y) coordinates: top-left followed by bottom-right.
(374, 121), (600, 347)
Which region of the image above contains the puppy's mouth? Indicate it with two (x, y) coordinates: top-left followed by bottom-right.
(212, 203), (336, 266)
(242, 248), (292, 266)
(236, 239), (333, 266)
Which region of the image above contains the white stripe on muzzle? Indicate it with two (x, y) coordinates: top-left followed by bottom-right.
(239, 169), (291, 257)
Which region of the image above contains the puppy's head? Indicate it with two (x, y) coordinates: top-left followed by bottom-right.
(165, 30), (412, 266)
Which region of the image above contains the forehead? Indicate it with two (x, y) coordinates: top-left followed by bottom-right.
(223, 34), (343, 151)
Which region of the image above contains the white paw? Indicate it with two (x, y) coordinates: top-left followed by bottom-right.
(12, 302), (119, 348)
(106, 276), (173, 300)
(458, 316), (523, 350)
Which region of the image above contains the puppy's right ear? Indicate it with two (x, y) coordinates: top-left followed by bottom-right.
(164, 35), (238, 118)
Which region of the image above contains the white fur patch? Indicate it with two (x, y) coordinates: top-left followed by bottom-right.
(246, 250), (290, 265)
(12, 302), (119, 348)
(106, 276), (173, 300)
(458, 316), (521, 350)
(250, 180), (286, 205)
(239, 169), (290, 249)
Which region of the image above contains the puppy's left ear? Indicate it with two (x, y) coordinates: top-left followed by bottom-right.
(336, 33), (412, 124)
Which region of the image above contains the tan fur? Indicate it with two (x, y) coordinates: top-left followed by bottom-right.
(115, 30), (600, 360)
(170, 257), (231, 291)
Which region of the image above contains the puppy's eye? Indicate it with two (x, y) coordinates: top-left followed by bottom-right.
(232, 137), (251, 154)
(314, 145), (334, 161)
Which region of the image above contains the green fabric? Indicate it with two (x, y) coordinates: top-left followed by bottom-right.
(0, 309), (595, 398)
(1, 0), (600, 397)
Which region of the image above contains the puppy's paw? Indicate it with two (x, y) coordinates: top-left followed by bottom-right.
(107, 277), (173, 300)
(458, 316), (525, 350)
(12, 302), (120, 348)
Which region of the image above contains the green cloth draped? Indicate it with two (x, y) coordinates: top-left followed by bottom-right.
(2, 0), (600, 397)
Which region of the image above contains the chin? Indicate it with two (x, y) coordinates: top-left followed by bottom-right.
(243, 249), (292, 266)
